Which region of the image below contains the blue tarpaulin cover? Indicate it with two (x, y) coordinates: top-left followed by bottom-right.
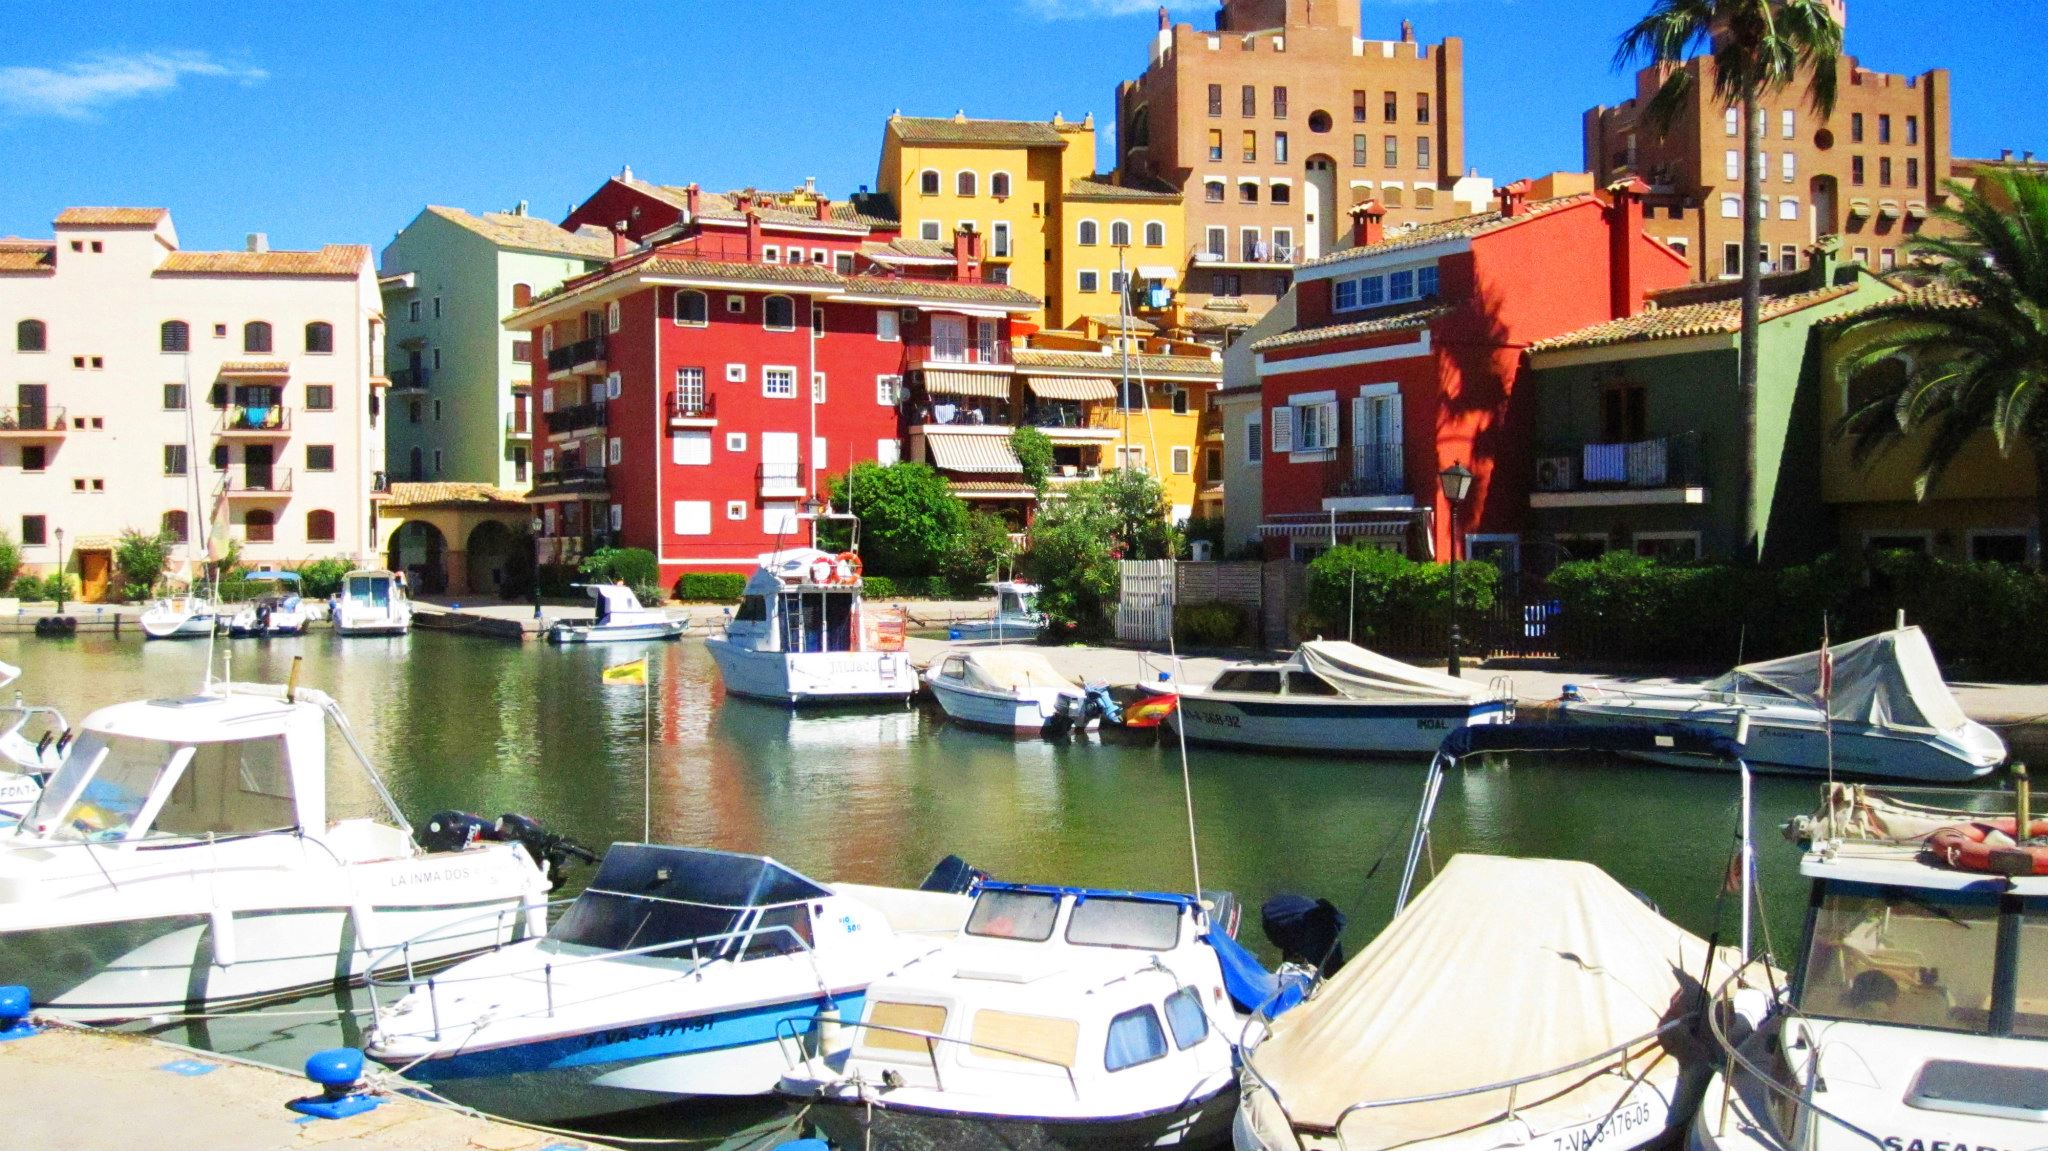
(1205, 930), (1306, 1018)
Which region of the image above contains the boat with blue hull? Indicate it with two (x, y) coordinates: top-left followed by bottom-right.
(364, 844), (981, 1123)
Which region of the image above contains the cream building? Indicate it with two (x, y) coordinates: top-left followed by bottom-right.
(0, 208), (385, 599)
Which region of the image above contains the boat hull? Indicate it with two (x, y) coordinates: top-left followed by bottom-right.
(140, 614), (216, 640)
(708, 640), (916, 706)
(1235, 1070), (1684, 1151)
(333, 618), (410, 636)
(1166, 692), (1512, 755)
(1559, 699), (1996, 782)
(806, 1080), (1238, 1151)
(926, 677), (1077, 734)
(548, 621), (685, 644)
(947, 619), (1045, 642)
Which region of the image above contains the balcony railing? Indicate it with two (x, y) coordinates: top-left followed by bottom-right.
(546, 401), (607, 435)
(669, 391), (717, 421)
(222, 467), (294, 495)
(1326, 441), (1407, 499)
(532, 466), (608, 491)
(1535, 432), (1703, 492)
(546, 337), (607, 375)
(1191, 243), (1301, 267)
(505, 411), (532, 438)
(0, 405), (66, 435)
(389, 367), (429, 391)
(217, 405), (291, 435)
(919, 342), (1012, 367)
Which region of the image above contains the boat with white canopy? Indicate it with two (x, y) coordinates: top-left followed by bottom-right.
(1150, 640), (1513, 755)
(707, 548), (916, 705)
(0, 667), (566, 1021)
(139, 592), (219, 640)
(1559, 626), (2003, 781)
(331, 569), (412, 636)
(226, 570), (312, 637)
(925, 648), (1092, 735)
(547, 583), (685, 644)
(949, 581), (1046, 642)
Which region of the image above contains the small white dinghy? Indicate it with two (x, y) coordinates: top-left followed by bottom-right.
(139, 592), (218, 640)
(331, 569), (411, 636)
(547, 584), (684, 644)
(949, 581), (1046, 642)
(925, 649), (1089, 735)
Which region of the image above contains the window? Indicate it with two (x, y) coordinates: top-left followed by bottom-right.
(1353, 134), (1368, 166)
(1240, 227), (1261, 261)
(243, 321), (272, 353)
(1208, 83), (1223, 116)
(17, 319), (45, 352)
(163, 444), (187, 476)
(1207, 129), (1223, 162)
(1668, 237), (1689, 258)
(1906, 115), (1919, 146)
(1724, 107), (1740, 137)
(407, 300), (421, 323)
(306, 444), (335, 472)
(1415, 187), (1436, 210)
(1781, 244), (1799, 270)
(1204, 179), (1225, 203)
(306, 509), (336, 543)
(1171, 446), (1191, 474)
(1723, 242), (1743, 277)
(1246, 415), (1262, 463)
(919, 169), (939, 196)
(245, 509), (275, 543)
(1078, 220), (1099, 246)
(672, 500), (712, 536)
(876, 310), (900, 342)
(1274, 131), (1289, 163)
(675, 366), (706, 416)
(811, 306), (826, 337)
(1850, 112), (1864, 143)
(1780, 197), (1800, 220)
(1239, 181), (1259, 205)
(1851, 156), (1865, 185)
(1109, 220), (1132, 247)
(956, 170), (977, 197)
(762, 245), (781, 264)
(1416, 136), (1431, 169)
(763, 366), (796, 398)
(1203, 226), (1227, 260)
(1105, 1006), (1168, 1072)
(1293, 400), (1337, 452)
(876, 374), (902, 405)
(1143, 221), (1165, 247)
(1724, 150), (1741, 181)
(1720, 195), (1741, 218)
(1781, 109), (1796, 139)
(812, 371), (827, 403)
(1242, 131), (1257, 162)
(1853, 246), (1870, 266)
(1782, 152), (1797, 182)
(1241, 84), (1256, 117)
(1383, 90), (1398, 122)
(1272, 85), (1288, 118)
(1078, 270), (1100, 293)
(1880, 248), (1896, 271)
(163, 383), (186, 410)
(1877, 114), (1891, 144)
(607, 436), (622, 465)
(305, 384), (333, 411)
(432, 296), (442, 319)
(1389, 269), (1416, 300)
(763, 295), (796, 331)
(674, 289), (707, 326)
(1971, 532), (2031, 564)
(726, 432), (747, 452)
(21, 515), (46, 545)
(991, 172), (1011, 198)
(304, 321), (333, 354)
(1418, 265), (1439, 297)
(160, 320), (189, 352)
(1384, 136), (1398, 167)
(162, 510), (188, 543)
(1878, 157), (1892, 186)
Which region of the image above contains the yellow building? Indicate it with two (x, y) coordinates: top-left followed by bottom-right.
(1012, 341), (1222, 521)
(1818, 285), (2038, 563)
(1058, 177), (1185, 333)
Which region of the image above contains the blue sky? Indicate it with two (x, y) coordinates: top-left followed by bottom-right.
(0, 1), (2037, 255)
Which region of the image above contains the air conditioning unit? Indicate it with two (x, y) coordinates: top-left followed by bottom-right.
(900, 308), (920, 325)
(1535, 456), (1576, 491)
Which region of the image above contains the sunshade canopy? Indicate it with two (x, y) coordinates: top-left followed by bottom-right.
(923, 370), (1011, 399)
(952, 649), (1075, 693)
(925, 432), (1022, 474)
(1711, 626), (1969, 735)
(1025, 376), (1117, 402)
(1295, 640), (1489, 703)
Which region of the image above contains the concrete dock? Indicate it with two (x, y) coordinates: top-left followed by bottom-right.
(0, 1023), (611, 1150)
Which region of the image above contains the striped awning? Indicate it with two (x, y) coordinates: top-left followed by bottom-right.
(923, 370), (1011, 399)
(1026, 376), (1117, 402)
(926, 433), (1023, 475)
(1257, 519), (1410, 539)
(950, 480), (1036, 500)
(218, 360), (291, 378)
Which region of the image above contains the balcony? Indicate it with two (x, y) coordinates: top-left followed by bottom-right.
(1529, 433), (1707, 509)
(758, 461), (806, 498)
(529, 466), (609, 502)
(669, 390), (717, 427)
(505, 411), (532, 440)
(0, 405), (66, 438)
(546, 337), (607, 379)
(1191, 243), (1301, 270)
(1022, 402), (1122, 443)
(917, 342), (1012, 370)
(1322, 442), (1409, 508)
(216, 405), (292, 438)
(547, 401), (607, 436)
(389, 367), (429, 392)
(221, 467), (294, 498)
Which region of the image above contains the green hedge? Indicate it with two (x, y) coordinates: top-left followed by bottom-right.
(1300, 546), (1498, 650)
(674, 573), (747, 602)
(1174, 601), (1251, 648)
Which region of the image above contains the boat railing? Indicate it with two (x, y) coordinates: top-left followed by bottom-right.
(775, 1016), (1083, 1102)
(1136, 650), (1183, 689)
(1487, 675), (1516, 707)
(1700, 956), (1887, 1151)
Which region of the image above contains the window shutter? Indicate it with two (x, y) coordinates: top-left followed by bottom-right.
(1270, 406), (1293, 453)
(1320, 401), (1340, 450)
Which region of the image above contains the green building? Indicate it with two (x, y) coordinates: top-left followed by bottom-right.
(379, 205), (611, 490)
(1521, 242), (1899, 568)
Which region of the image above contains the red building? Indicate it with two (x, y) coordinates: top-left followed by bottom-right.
(511, 192), (1038, 583)
(1247, 178), (1691, 575)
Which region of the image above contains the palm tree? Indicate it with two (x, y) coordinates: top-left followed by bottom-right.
(1616, 0), (1842, 558)
(1834, 169), (2048, 540)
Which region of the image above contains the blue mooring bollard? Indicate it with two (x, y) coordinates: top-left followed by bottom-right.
(0, 985), (37, 1042)
(770, 1141), (831, 1151)
(287, 1047), (382, 1120)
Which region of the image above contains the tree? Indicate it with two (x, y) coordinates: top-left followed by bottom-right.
(1617, 0), (1841, 557)
(1101, 467), (1179, 560)
(1833, 169), (2048, 539)
(826, 461), (968, 578)
(0, 530), (18, 596)
(1011, 426), (1054, 496)
(114, 529), (175, 600)
(1022, 481), (1123, 636)
(945, 510), (1019, 590)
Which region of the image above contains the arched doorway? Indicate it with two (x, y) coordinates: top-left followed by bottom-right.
(389, 520), (448, 595)
(466, 520), (520, 599)
(1809, 175), (1838, 244)
(1303, 156), (1339, 259)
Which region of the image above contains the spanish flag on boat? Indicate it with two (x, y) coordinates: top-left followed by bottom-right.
(1122, 692), (1178, 728)
(602, 656), (648, 687)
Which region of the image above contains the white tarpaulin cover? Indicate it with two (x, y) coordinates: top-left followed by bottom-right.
(955, 649), (1077, 694)
(1711, 626), (1969, 735)
(1296, 641), (1488, 703)
(1251, 855), (1724, 1150)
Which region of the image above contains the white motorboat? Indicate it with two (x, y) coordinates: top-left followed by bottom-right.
(949, 581), (1046, 642)
(1691, 783), (2048, 1151)
(364, 845), (981, 1123)
(781, 880), (1310, 1151)
(1150, 640), (1514, 755)
(924, 649), (1093, 735)
(707, 549), (916, 705)
(226, 570), (312, 637)
(547, 583), (685, 644)
(0, 673), (572, 1021)
(1558, 626), (2004, 782)
(331, 569), (412, 636)
(139, 593), (219, 640)
(0, 660), (66, 825)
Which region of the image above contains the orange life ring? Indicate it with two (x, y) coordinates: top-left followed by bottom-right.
(1926, 819), (2048, 877)
(837, 552), (863, 584)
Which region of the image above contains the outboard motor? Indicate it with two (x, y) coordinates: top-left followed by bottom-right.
(918, 854), (989, 895)
(495, 813), (599, 891)
(417, 811), (497, 854)
(1260, 894), (1348, 976)
(1082, 682), (1121, 726)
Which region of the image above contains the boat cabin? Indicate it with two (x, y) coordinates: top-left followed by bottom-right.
(991, 582), (1039, 620)
(341, 570), (402, 609)
(729, 549), (892, 655)
(244, 570), (303, 610)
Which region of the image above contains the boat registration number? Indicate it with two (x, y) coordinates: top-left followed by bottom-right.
(1188, 710), (1241, 729)
(1550, 1101), (1656, 1151)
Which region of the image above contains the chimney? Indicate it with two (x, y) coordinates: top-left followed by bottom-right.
(612, 222), (630, 258)
(814, 195), (832, 222)
(1350, 199), (1386, 248)
(1401, 19), (1414, 42)
(745, 211), (763, 260)
(685, 182), (702, 216)
(1605, 177), (1651, 318)
(514, 200), (529, 216)
(1158, 4), (1168, 29)
(621, 164), (633, 181)
(2003, 148), (2015, 162)
(245, 232), (267, 253)
(804, 176), (817, 194)
(1497, 179), (1531, 219)
(953, 226), (980, 282)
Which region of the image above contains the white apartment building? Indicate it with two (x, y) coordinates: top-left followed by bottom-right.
(0, 208), (386, 600)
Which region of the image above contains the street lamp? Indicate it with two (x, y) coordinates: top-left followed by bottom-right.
(530, 516), (545, 620)
(1438, 462), (1475, 678)
(53, 527), (66, 615)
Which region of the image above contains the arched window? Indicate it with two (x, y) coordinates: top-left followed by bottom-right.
(16, 319), (45, 352)
(673, 289), (708, 326)
(306, 509), (336, 543)
(1144, 221), (1166, 247)
(245, 509), (276, 543)
(991, 172), (1011, 199)
(512, 282), (533, 308)
(160, 320), (190, 353)
(1129, 105), (1151, 148)
(161, 510), (189, 543)
(243, 321), (273, 353)
(304, 321), (334, 354)
(957, 171), (977, 197)
(1110, 221), (1133, 247)
(1078, 220), (1099, 246)
(919, 169), (940, 196)
(763, 295), (796, 331)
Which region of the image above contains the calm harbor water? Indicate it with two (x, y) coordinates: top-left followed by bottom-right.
(2, 630), (1820, 1146)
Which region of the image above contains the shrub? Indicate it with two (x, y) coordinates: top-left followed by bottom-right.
(1020, 480), (1123, 639)
(631, 580), (668, 607)
(114, 530), (175, 600)
(10, 574), (46, 602)
(862, 575), (897, 598)
(0, 531), (19, 595)
(675, 573), (747, 602)
(295, 556), (354, 599)
(1175, 601), (1250, 648)
(579, 546), (659, 589)
(1302, 546), (1497, 648)
(825, 461), (969, 578)
(943, 511), (1018, 591)
(1011, 427), (1054, 495)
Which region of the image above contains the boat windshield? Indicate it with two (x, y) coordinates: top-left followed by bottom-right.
(1797, 880), (2026, 1035)
(1065, 897), (1182, 951)
(550, 844), (829, 959)
(22, 731), (298, 843)
(966, 889), (1062, 942)
(345, 576), (389, 607)
(23, 733), (179, 841)
(998, 590), (1036, 616)
(1212, 670), (1282, 694)
(778, 590), (855, 653)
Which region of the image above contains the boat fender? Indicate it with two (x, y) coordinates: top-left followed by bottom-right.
(495, 813), (599, 891)
(0, 985), (37, 1042)
(287, 1048), (382, 1121)
(208, 908), (237, 968)
(1926, 820), (2048, 877)
(813, 1005), (848, 1058)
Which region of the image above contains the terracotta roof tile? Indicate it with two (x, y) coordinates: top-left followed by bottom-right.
(1302, 194), (1598, 268)
(838, 275), (1039, 307)
(1814, 283), (1978, 325)
(54, 207), (168, 227)
(1529, 285), (1861, 353)
(1066, 176), (1180, 202)
(0, 242), (55, 273)
(861, 238), (954, 262)
(425, 206), (613, 260)
(1084, 313), (1158, 333)
(156, 245), (370, 277)
(888, 115), (1070, 149)
(631, 178), (900, 231)
(1250, 304), (1448, 352)
(381, 481), (530, 510)
(1012, 347), (1221, 378)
